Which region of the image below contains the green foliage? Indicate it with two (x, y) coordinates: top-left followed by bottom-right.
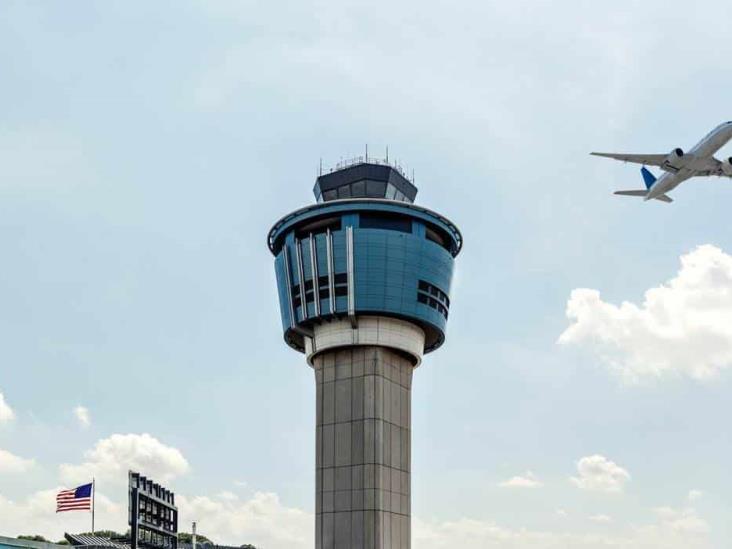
(55, 541), (69, 545)
(177, 533), (213, 544)
(172, 532), (257, 549)
(17, 536), (48, 542)
(77, 531), (126, 539)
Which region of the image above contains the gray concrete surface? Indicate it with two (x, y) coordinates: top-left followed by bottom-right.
(313, 346), (413, 549)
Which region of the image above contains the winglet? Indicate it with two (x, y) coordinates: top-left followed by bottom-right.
(641, 167), (657, 189)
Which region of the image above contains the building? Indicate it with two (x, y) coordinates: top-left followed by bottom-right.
(267, 157), (462, 548)
(0, 534), (126, 549)
(0, 535), (244, 549)
(0, 537), (67, 549)
(128, 471), (178, 549)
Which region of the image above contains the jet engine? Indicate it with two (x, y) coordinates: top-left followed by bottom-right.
(721, 157), (732, 176)
(667, 148), (684, 162)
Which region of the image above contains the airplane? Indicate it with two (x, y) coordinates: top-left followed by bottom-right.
(591, 121), (732, 203)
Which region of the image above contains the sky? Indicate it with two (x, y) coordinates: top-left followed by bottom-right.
(1, 0), (732, 547)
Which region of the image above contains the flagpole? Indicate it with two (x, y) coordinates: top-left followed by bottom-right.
(92, 478), (95, 535)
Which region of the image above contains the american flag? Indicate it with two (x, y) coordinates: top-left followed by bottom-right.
(56, 483), (93, 513)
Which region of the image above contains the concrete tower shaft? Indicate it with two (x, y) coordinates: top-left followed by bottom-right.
(315, 343), (413, 548)
(268, 160), (462, 549)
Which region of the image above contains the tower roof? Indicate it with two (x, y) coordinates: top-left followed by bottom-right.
(313, 160), (418, 203)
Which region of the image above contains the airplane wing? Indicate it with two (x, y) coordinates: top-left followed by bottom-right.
(697, 157), (724, 177)
(591, 152), (668, 166)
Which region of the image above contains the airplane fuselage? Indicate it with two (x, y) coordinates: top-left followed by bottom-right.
(646, 122), (732, 200)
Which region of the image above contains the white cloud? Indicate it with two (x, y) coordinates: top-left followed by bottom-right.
(570, 455), (630, 493)
(0, 392), (15, 423)
(589, 514), (613, 523)
(652, 506), (709, 535)
(73, 405), (91, 429)
(559, 245), (732, 382)
(499, 471), (543, 488)
(556, 509), (568, 517)
(0, 487), (308, 548)
(177, 491), (311, 549)
(0, 488), (124, 541)
(0, 448), (34, 473)
(688, 489), (703, 502)
(0, 485), (711, 549)
(60, 433), (190, 485)
(412, 506), (711, 549)
(216, 490), (238, 502)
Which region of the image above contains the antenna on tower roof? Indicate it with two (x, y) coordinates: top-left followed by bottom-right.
(386, 146), (389, 163)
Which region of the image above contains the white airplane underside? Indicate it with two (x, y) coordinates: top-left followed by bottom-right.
(592, 121), (732, 203)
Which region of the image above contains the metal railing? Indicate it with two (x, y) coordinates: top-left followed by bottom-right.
(323, 156), (412, 182)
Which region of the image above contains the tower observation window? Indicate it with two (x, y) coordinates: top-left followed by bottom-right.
(365, 180), (387, 197)
(424, 223), (452, 253)
(294, 217), (342, 240)
(359, 212), (412, 233)
(291, 273), (348, 309)
(417, 279), (450, 319)
(334, 272), (348, 297)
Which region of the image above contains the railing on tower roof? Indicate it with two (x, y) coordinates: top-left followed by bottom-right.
(324, 156), (413, 183)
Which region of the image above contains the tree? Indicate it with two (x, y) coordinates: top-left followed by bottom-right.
(240, 545), (258, 549)
(78, 531), (126, 539)
(17, 536), (48, 542)
(177, 533), (213, 544)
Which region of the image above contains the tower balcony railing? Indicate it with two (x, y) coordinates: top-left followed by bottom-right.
(324, 155), (413, 182)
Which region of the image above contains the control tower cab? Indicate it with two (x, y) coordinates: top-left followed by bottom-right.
(268, 160), (462, 365)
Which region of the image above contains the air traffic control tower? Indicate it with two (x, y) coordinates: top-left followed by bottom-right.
(267, 158), (462, 549)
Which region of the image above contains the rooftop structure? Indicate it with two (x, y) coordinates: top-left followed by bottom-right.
(313, 158), (418, 203)
(268, 159), (462, 548)
(0, 536), (68, 549)
(0, 535), (124, 549)
(65, 535), (128, 549)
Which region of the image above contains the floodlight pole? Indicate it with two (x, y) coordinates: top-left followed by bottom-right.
(91, 478), (95, 534)
(192, 521), (197, 549)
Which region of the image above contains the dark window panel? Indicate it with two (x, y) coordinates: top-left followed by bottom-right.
(360, 213), (412, 233)
(351, 180), (366, 196)
(424, 222), (452, 253)
(294, 216), (341, 240)
(365, 180), (387, 197)
(385, 183), (397, 200)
